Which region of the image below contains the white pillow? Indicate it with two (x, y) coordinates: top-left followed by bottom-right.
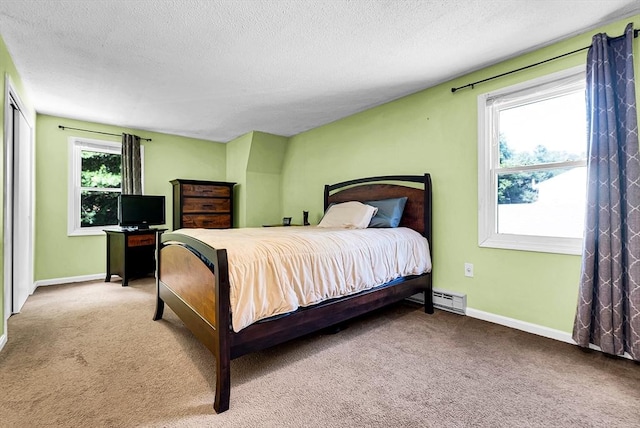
(317, 201), (378, 229)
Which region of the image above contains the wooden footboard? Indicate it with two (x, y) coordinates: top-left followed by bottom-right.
(153, 232), (231, 412)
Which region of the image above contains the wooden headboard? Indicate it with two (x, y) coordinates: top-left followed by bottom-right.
(324, 174), (432, 243)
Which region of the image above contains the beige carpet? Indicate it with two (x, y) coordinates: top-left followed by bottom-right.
(1, 278), (639, 428)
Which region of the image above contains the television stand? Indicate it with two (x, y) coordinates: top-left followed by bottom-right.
(104, 228), (167, 286)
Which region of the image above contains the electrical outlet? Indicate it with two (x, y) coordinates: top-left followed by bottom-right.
(464, 263), (474, 278)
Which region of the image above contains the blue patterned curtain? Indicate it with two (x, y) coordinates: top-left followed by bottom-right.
(122, 133), (142, 195)
(573, 23), (640, 361)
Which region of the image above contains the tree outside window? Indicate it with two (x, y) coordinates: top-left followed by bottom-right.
(80, 150), (121, 227)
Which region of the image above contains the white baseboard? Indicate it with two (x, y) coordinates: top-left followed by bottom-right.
(0, 332), (7, 352)
(465, 307), (576, 344)
(465, 307), (634, 360)
(34, 273), (106, 288)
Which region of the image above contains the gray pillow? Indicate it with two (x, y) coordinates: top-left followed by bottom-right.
(366, 197), (408, 228)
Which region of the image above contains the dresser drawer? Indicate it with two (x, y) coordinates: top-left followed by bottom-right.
(127, 233), (156, 247)
(182, 197), (230, 213)
(182, 184), (231, 198)
(182, 214), (232, 229)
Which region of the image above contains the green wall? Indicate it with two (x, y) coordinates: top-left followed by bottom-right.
(0, 34), (35, 338)
(281, 16), (640, 334)
(226, 132), (253, 227)
(226, 131), (288, 227)
(246, 132), (288, 227)
(35, 115), (227, 281)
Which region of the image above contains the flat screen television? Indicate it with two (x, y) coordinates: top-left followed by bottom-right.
(118, 194), (165, 230)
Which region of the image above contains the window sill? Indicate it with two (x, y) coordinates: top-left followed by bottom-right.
(479, 234), (582, 256)
(68, 225), (119, 237)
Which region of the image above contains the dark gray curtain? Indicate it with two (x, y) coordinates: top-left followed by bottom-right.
(122, 133), (142, 195)
(573, 23), (640, 361)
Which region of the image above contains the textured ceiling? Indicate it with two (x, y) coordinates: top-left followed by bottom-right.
(0, 1), (639, 142)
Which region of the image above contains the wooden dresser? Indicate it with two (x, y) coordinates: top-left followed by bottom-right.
(171, 179), (235, 229)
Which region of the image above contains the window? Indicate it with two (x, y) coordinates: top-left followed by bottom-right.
(478, 67), (587, 255)
(68, 137), (143, 236)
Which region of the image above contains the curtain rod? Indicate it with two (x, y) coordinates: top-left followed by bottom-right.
(58, 125), (152, 141)
(451, 28), (639, 93)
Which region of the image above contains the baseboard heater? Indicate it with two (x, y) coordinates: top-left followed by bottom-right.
(407, 288), (467, 315)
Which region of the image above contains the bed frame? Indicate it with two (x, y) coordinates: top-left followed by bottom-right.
(153, 174), (434, 413)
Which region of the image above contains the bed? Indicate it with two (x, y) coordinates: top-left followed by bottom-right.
(153, 174), (434, 413)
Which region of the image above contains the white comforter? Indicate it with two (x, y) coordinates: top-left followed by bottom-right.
(174, 226), (432, 332)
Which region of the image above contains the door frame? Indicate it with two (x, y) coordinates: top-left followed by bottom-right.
(3, 75), (35, 334)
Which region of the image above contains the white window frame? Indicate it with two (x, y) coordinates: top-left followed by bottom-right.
(477, 66), (586, 255)
(67, 136), (144, 236)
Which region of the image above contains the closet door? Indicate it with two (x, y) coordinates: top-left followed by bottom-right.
(10, 102), (33, 313)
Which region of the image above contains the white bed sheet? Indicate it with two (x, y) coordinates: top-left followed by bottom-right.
(175, 226), (432, 332)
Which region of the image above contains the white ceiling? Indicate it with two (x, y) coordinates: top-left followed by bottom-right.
(0, 1), (638, 142)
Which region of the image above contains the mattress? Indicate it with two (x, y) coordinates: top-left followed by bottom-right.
(175, 226), (432, 332)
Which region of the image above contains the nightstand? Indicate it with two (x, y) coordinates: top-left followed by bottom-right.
(104, 228), (167, 286)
